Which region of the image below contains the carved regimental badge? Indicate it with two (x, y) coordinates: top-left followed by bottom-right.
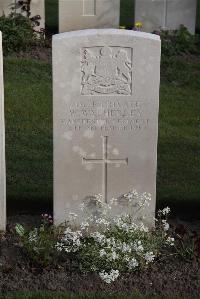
(81, 46), (132, 95)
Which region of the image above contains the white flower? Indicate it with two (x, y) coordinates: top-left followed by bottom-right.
(55, 242), (64, 252)
(106, 237), (116, 247)
(68, 212), (78, 221)
(121, 242), (131, 253)
(99, 269), (120, 284)
(28, 228), (38, 243)
(109, 197), (118, 205)
(162, 220), (169, 231)
(109, 250), (119, 261)
(91, 232), (106, 245)
(61, 227), (82, 252)
(114, 217), (124, 228)
(158, 207), (171, 216)
(80, 221), (89, 230)
(99, 249), (107, 257)
(144, 251), (155, 263)
(166, 237), (174, 246)
(124, 192), (134, 201)
(80, 203), (85, 211)
(94, 193), (103, 203)
(95, 218), (110, 226)
(138, 223), (149, 232)
(142, 192), (151, 201)
(133, 240), (144, 253)
(128, 258), (139, 269)
(163, 207), (170, 215)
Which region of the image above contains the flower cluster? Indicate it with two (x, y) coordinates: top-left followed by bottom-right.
(99, 270), (120, 284)
(15, 190), (175, 282)
(54, 191), (174, 284)
(56, 227), (82, 253)
(15, 215), (56, 266)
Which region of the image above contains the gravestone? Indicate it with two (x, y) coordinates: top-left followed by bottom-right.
(0, 31), (6, 231)
(0, 0), (45, 31)
(135, 0), (197, 34)
(0, 0), (12, 15)
(59, 0), (120, 33)
(53, 29), (161, 226)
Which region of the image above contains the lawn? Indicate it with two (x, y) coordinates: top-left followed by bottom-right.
(45, 0), (58, 33)
(4, 58), (53, 214)
(4, 54), (200, 217)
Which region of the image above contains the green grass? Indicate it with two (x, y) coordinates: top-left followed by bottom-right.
(4, 55), (200, 216)
(120, 0), (135, 28)
(4, 58), (53, 213)
(1, 294), (199, 299)
(157, 57), (200, 214)
(197, 0), (200, 33)
(45, 0), (58, 33)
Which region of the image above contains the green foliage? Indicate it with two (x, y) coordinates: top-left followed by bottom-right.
(15, 195), (175, 284)
(120, 0), (135, 29)
(174, 224), (200, 262)
(45, 0), (58, 33)
(160, 25), (200, 57)
(15, 214), (57, 267)
(161, 55), (200, 86)
(0, 14), (45, 54)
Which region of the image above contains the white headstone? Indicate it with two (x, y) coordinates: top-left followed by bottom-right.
(0, 31), (6, 231)
(53, 29), (161, 226)
(0, 0), (45, 31)
(59, 0), (120, 33)
(0, 0), (12, 16)
(135, 0), (197, 34)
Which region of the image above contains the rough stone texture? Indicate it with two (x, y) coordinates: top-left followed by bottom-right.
(0, 0), (45, 31)
(59, 0), (120, 33)
(0, 31), (6, 231)
(53, 29), (161, 226)
(135, 0), (197, 34)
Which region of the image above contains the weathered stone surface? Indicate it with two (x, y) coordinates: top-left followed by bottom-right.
(0, 31), (6, 231)
(59, 0), (120, 33)
(0, 0), (45, 31)
(135, 0), (197, 34)
(53, 29), (161, 226)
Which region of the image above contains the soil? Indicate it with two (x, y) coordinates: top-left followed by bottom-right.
(0, 216), (200, 297)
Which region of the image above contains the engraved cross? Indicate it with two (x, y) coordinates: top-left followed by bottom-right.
(82, 136), (128, 203)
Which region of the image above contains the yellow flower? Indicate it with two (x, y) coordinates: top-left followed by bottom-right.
(135, 21), (143, 29)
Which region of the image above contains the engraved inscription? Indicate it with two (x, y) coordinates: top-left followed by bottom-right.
(61, 100), (150, 132)
(81, 46), (132, 95)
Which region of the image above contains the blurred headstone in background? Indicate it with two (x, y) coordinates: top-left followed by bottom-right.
(58, 0), (120, 33)
(135, 0), (197, 33)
